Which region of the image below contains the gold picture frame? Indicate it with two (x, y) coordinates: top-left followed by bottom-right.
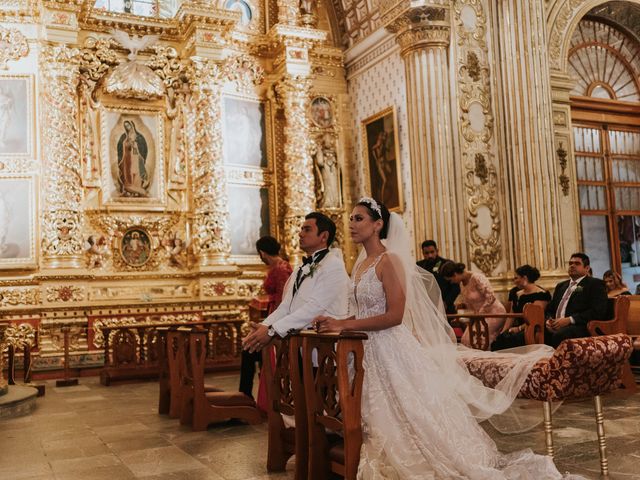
(361, 106), (404, 212)
(0, 174), (37, 270)
(99, 104), (166, 211)
(0, 74), (35, 159)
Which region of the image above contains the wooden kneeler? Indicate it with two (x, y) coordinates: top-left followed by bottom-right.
(180, 330), (262, 431)
(302, 331), (367, 480)
(262, 335), (307, 479)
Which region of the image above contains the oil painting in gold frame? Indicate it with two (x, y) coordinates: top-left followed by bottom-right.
(361, 106), (403, 212)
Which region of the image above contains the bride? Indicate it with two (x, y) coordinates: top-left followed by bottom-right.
(314, 197), (579, 480)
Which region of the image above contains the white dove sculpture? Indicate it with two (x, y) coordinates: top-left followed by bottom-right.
(104, 29), (164, 99)
(111, 29), (159, 60)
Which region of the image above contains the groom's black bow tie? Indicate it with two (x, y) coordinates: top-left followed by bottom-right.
(302, 255), (314, 266)
(294, 249), (329, 295)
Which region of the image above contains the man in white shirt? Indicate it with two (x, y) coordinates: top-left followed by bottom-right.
(243, 212), (349, 353)
(545, 252), (608, 348)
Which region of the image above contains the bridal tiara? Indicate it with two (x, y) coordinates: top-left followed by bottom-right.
(359, 197), (382, 218)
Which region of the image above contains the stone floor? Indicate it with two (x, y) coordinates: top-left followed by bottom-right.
(1, 373), (640, 480)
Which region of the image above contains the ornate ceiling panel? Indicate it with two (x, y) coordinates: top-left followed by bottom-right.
(589, 1), (640, 41)
(327, 0), (381, 49)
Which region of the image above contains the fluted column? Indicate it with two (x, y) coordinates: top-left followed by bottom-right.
(276, 76), (315, 263)
(385, 6), (465, 260)
(188, 58), (232, 266)
(40, 45), (84, 269)
(489, 0), (564, 272)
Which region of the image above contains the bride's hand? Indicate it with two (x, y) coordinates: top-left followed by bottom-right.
(314, 316), (344, 334)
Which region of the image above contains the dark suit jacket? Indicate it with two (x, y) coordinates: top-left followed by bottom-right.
(417, 256), (460, 314)
(546, 276), (608, 326)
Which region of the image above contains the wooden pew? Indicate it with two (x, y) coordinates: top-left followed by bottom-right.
(588, 296), (637, 391)
(302, 331), (367, 480)
(261, 335), (307, 479)
(180, 329), (262, 431)
(447, 303), (545, 350)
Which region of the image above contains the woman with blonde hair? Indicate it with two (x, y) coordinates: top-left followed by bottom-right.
(603, 270), (631, 298)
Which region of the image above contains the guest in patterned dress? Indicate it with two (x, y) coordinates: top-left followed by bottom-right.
(441, 261), (506, 347)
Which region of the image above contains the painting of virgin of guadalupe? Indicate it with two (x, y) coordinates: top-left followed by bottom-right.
(105, 111), (160, 204)
(117, 120), (150, 196)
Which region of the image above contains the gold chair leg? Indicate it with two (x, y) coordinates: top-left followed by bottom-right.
(594, 395), (609, 477)
(543, 400), (554, 457)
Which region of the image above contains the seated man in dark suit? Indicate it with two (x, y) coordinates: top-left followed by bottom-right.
(416, 240), (460, 314)
(545, 252), (608, 348)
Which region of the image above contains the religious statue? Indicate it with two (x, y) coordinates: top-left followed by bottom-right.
(0, 85), (14, 150)
(117, 120), (150, 197)
(299, 0), (318, 27)
(313, 133), (342, 209)
(85, 235), (108, 268)
(162, 231), (187, 268)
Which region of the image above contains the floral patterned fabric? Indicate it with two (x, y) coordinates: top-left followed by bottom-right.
(465, 334), (633, 402)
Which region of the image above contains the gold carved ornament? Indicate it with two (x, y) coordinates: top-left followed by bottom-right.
(2, 323), (36, 349)
(0, 26), (29, 69)
(40, 45), (85, 260)
(454, 0), (502, 275)
(186, 58), (232, 261)
(0, 287), (40, 308)
(274, 76), (316, 257)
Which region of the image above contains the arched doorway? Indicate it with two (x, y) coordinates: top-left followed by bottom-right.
(569, 10), (640, 289)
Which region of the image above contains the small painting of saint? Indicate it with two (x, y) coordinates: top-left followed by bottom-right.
(310, 97), (333, 128)
(120, 227), (152, 267)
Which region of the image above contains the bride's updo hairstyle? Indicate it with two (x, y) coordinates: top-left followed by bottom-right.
(357, 197), (391, 239)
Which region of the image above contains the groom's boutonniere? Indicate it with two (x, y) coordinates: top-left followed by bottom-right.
(573, 285), (583, 294)
(433, 260), (442, 273)
(300, 262), (319, 278)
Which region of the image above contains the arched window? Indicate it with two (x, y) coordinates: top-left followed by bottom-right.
(570, 16), (640, 289)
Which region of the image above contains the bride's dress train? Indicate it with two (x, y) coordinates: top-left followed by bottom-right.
(354, 259), (578, 480)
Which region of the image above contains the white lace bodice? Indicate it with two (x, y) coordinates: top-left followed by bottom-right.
(352, 258), (386, 319)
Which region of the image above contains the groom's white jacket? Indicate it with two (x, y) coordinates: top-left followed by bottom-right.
(263, 250), (349, 337)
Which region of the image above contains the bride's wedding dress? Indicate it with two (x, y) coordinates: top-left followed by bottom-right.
(353, 254), (576, 480)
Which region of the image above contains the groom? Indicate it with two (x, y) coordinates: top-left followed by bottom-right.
(243, 212), (349, 353)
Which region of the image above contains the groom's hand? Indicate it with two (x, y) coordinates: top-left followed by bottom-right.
(314, 316), (343, 334)
(242, 323), (272, 353)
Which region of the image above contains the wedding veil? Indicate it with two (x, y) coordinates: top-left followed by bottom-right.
(353, 212), (553, 430)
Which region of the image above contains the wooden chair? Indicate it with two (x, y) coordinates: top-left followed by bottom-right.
(447, 303), (545, 350)
(587, 295), (636, 392)
(466, 334), (633, 477)
(157, 326), (171, 415)
(180, 329), (262, 431)
(302, 331), (367, 480)
(262, 335), (307, 479)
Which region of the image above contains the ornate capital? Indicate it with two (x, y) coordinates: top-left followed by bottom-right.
(0, 26), (28, 70)
(385, 6), (450, 55)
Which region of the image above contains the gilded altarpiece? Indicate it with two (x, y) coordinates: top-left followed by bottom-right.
(0, 1), (352, 377)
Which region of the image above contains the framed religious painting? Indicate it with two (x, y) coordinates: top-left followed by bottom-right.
(0, 174), (37, 269)
(99, 105), (166, 210)
(119, 227), (152, 267)
(361, 106), (404, 212)
(222, 97), (267, 168)
(0, 75), (35, 159)
(227, 185), (271, 256)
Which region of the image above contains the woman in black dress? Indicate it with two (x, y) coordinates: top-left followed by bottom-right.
(491, 265), (551, 351)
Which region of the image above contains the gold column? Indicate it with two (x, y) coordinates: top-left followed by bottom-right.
(40, 45), (84, 269)
(385, 6), (465, 259)
(188, 58), (231, 266)
(276, 75), (315, 262)
(489, 0), (564, 272)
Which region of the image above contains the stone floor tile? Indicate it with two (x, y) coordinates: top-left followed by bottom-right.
(118, 445), (206, 477)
